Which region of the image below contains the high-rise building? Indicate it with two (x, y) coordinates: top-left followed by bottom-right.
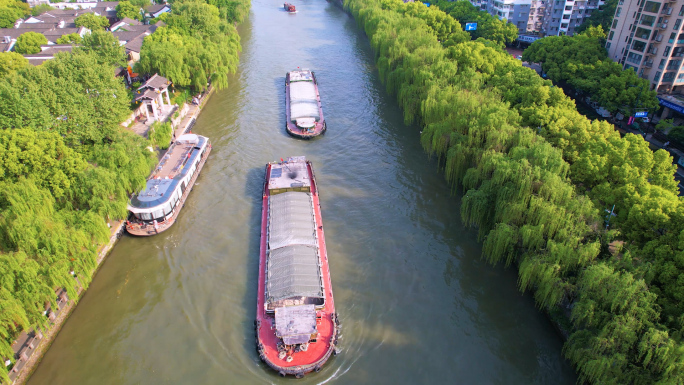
(607, 0), (684, 93)
(468, 0), (602, 35)
(541, 0), (604, 36)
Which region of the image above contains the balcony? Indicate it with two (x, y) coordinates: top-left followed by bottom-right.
(655, 34), (664, 42)
(658, 22), (669, 29)
(644, 60), (654, 68)
(662, 7), (673, 15)
(648, 47), (658, 54)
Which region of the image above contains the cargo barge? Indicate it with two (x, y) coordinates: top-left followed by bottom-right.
(285, 70), (326, 139)
(256, 156), (340, 378)
(284, 2), (296, 12)
(126, 134), (211, 236)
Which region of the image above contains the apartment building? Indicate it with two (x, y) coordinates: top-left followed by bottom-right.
(540, 0), (604, 35)
(607, 0), (684, 94)
(469, 0), (602, 35)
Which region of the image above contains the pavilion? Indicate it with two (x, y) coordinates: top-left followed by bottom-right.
(134, 74), (173, 122)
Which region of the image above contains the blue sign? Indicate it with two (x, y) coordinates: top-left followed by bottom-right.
(634, 111), (648, 118)
(423, 2), (430, 6)
(465, 23), (477, 31)
(658, 97), (684, 114)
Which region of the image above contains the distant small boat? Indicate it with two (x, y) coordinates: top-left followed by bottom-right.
(285, 69), (326, 139)
(284, 2), (296, 12)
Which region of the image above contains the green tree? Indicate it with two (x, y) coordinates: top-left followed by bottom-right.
(14, 31), (47, 54)
(129, 0), (150, 8)
(0, 52), (28, 78)
(116, 0), (142, 21)
(575, 0), (618, 34)
(75, 13), (110, 30)
(0, 0), (29, 28)
(436, 0), (517, 46)
(524, 27), (658, 115)
(149, 121), (173, 149)
(138, 0), (242, 92)
(0, 7), (21, 27)
(668, 126), (684, 143)
(77, 29), (126, 66)
(31, 3), (55, 16)
(56, 32), (82, 45)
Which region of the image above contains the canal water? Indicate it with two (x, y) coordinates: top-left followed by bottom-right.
(27, 0), (576, 383)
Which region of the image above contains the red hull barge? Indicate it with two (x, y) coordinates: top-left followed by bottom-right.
(285, 70), (326, 139)
(256, 156), (339, 378)
(126, 134), (211, 236)
(284, 2), (296, 12)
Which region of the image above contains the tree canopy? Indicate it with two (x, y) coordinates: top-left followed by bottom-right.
(56, 32), (82, 45)
(0, 52), (28, 78)
(575, 0), (618, 35)
(0, 0), (29, 28)
(14, 31), (47, 54)
(524, 26), (659, 115)
(116, 0), (143, 21)
(137, 0), (243, 91)
(76, 29), (126, 67)
(435, 0), (517, 47)
(74, 13), (110, 30)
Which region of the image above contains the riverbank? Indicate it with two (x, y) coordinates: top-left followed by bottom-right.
(8, 87), (215, 385)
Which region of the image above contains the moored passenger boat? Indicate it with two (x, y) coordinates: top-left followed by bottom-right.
(284, 2), (296, 12)
(256, 156), (339, 378)
(126, 134), (211, 236)
(285, 70), (326, 139)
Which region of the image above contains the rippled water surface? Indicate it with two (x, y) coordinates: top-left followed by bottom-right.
(28, 1), (576, 383)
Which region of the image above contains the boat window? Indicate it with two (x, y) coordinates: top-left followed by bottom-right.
(139, 212), (153, 221)
(163, 202), (173, 215)
(153, 209), (164, 219)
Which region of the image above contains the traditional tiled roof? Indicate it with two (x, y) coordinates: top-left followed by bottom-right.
(134, 88), (160, 101)
(120, 24), (157, 33)
(120, 17), (142, 26)
(23, 45), (74, 65)
(0, 28), (27, 40)
(146, 4), (168, 14)
(125, 35), (145, 53)
(113, 30), (144, 41)
(138, 74), (170, 91)
(42, 28), (81, 37)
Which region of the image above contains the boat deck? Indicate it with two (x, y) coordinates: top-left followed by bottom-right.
(152, 141), (196, 179)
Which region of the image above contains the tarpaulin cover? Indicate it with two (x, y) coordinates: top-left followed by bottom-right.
(266, 245), (323, 303)
(275, 304), (317, 345)
(290, 81), (319, 121)
(268, 192), (316, 250)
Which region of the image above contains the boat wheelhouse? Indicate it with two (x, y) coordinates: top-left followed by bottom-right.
(285, 70), (326, 139)
(256, 156), (339, 378)
(126, 134), (211, 236)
